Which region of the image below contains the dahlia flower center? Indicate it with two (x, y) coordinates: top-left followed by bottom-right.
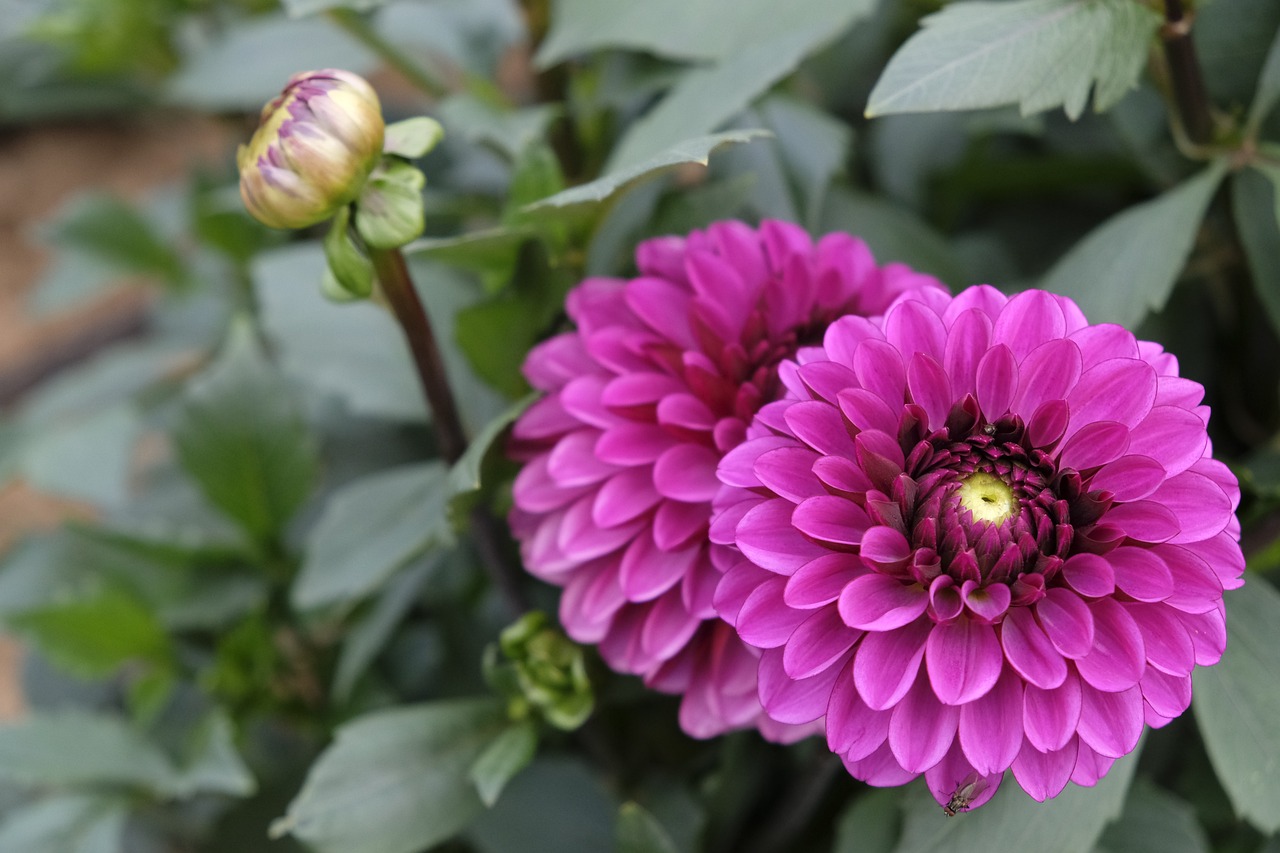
(957, 471), (1018, 525)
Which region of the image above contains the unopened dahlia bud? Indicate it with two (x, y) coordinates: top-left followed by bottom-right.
(238, 69), (385, 230)
(485, 612), (594, 730)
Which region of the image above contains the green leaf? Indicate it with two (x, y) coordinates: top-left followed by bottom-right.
(254, 244), (423, 421)
(0, 712), (178, 793)
(605, 19), (866, 171)
(292, 462), (452, 611)
(173, 710), (257, 799)
(467, 757), (617, 853)
(19, 404), (140, 508)
(1194, 581), (1280, 834)
(833, 787), (902, 853)
(1041, 161), (1227, 328)
(355, 161), (426, 250)
(757, 95), (852, 230)
(469, 721), (538, 808)
(10, 588), (172, 678)
(537, 0), (877, 65)
(0, 794), (127, 853)
(282, 0), (386, 17)
(404, 226), (537, 286)
(271, 698), (507, 853)
(42, 192), (188, 289)
(820, 187), (969, 286)
(447, 395), (534, 526)
(526, 130), (771, 211)
(617, 801), (681, 853)
(866, 0), (1160, 120)
(893, 745), (1140, 853)
(1095, 779), (1209, 853)
(331, 553), (439, 702)
(435, 95), (560, 162)
(1232, 168), (1280, 336)
(1248, 27), (1280, 131)
(384, 116), (446, 159)
(324, 206), (374, 299)
(172, 320), (318, 542)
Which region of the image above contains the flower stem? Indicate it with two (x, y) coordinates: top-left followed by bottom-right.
(1160, 0), (1213, 146)
(369, 247), (531, 614)
(369, 247), (468, 462)
(326, 9), (448, 99)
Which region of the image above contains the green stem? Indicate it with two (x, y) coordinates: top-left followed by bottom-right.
(369, 247), (468, 462)
(326, 9), (448, 99)
(1160, 0), (1214, 146)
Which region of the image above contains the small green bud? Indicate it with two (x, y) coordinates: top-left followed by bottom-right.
(237, 69), (385, 230)
(486, 612), (594, 731)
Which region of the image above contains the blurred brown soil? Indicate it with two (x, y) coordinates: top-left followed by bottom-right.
(0, 112), (234, 720)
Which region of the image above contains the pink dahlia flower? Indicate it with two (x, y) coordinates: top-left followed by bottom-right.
(509, 220), (944, 738)
(712, 285), (1243, 807)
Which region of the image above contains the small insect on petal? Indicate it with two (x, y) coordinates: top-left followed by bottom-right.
(941, 772), (989, 817)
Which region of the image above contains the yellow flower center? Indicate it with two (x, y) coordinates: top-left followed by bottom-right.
(957, 471), (1018, 525)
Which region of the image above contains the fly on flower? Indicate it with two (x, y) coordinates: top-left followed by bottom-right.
(942, 773), (988, 817)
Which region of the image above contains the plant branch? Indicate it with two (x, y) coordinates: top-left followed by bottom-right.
(369, 247), (468, 462)
(1160, 0), (1213, 146)
(326, 9), (448, 99)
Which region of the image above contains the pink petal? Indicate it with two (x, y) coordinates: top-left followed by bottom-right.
(975, 344), (1018, 420)
(798, 361), (860, 405)
(1065, 357), (1157, 434)
(1108, 546), (1174, 603)
(1124, 602), (1194, 677)
(601, 372), (685, 412)
(653, 500), (709, 550)
(1070, 742), (1115, 787)
(656, 392), (716, 434)
(993, 289), (1066, 360)
(959, 667), (1024, 774)
(1035, 588), (1095, 660)
(736, 577), (807, 648)
(793, 495), (872, 547)
(1076, 683), (1143, 758)
(1061, 553), (1116, 598)
(943, 308), (993, 400)
(925, 617), (1003, 705)
(1127, 406), (1208, 478)
(1089, 455), (1166, 502)
(639, 589), (701, 659)
(624, 277), (695, 348)
(1012, 736), (1078, 802)
(1058, 421), (1130, 471)
(1023, 670), (1082, 753)
(619, 535), (700, 601)
(1025, 399), (1071, 449)
(828, 666), (891, 760)
(859, 526), (912, 569)
(593, 467), (662, 526)
(883, 298), (947, 363)
(758, 646), (846, 724)
(889, 673), (961, 773)
(1158, 545), (1223, 613)
(843, 740), (917, 787)
(784, 554), (864, 609)
(547, 430), (617, 485)
(1176, 606), (1226, 666)
(557, 495), (646, 562)
(1069, 324), (1138, 368)
(907, 353), (954, 431)
(753, 447), (825, 502)
(961, 581), (1011, 623)
(1001, 606), (1068, 689)
(838, 574), (930, 631)
(1147, 471), (1232, 544)
(823, 315), (884, 368)
(596, 423), (675, 465)
(853, 339), (907, 406)
(1103, 500), (1180, 543)
(1074, 598), (1145, 692)
(1012, 339), (1082, 419)
(736, 498), (829, 574)
(837, 388), (900, 435)
(853, 619), (932, 710)
(1139, 667), (1192, 719)
(926, 742), (1002, 811)
(653, 444), (721, 502)
(784, 401), (859, 457)
(782, 607), (863, 679)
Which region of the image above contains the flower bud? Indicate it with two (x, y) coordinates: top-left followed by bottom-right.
(238, 69), (385, 230)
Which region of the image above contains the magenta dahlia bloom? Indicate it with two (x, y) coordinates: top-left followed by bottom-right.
(712, 285), (1243, 807)
(509, 220), (944, 738)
